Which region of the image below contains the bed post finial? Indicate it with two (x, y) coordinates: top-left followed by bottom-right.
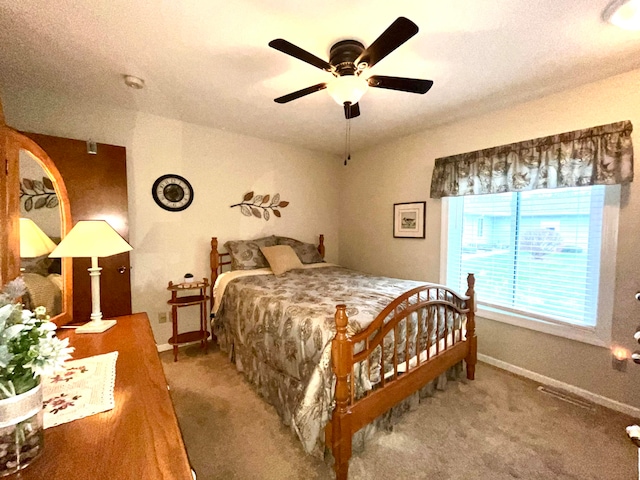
(318, 234), (325, 259)
(465, 273), (477, 380)
(210, 237), (219, 301)
(331, 304), (352, 480)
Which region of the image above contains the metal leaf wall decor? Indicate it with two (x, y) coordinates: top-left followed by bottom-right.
(230, 191), (289, 221)
(20, 177), (58, 211)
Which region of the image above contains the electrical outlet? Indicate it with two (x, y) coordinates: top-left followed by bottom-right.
(158, 312), (167, 324)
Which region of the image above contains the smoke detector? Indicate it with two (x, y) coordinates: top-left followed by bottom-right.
(123, 75), (145, 89)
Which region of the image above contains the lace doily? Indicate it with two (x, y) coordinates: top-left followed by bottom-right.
(42, 351), (118, 429)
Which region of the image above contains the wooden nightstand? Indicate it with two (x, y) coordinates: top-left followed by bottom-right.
(167, 279), (210, 362)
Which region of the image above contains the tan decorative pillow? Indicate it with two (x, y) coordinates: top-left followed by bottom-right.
(260, 245), (304, 276)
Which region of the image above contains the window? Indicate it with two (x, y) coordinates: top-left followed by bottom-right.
(443, 185), (619, 346)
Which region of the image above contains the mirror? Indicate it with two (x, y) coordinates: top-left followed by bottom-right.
(7, 130), (72, 326)
(19, 149), (63, 316)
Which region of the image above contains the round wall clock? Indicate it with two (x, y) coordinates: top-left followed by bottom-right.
(152, 174), (194, 212)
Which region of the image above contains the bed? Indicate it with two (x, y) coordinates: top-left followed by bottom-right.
(210, 234), (476, 480)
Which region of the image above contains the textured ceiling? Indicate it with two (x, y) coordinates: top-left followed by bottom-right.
(1, 1), (640, 156)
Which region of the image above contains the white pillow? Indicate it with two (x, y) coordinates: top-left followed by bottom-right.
(260, 245), (303, 276)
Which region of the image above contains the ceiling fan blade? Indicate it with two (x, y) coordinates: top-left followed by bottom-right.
(269, 39), (333, 72)
(274, 83), (328, 104)
(343, 102), (361, 119)
(368, 76), (433, 94)
(355, 17), (419, 69)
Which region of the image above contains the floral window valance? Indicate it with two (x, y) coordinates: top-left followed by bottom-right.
(430, 120), (634, 198)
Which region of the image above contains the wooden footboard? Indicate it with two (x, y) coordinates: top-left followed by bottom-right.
(329, 274), (476, 480)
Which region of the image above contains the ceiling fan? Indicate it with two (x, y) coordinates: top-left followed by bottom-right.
(269, 17), (433, 119)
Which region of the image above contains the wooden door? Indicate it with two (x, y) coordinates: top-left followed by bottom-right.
(23, 133), (132, 321)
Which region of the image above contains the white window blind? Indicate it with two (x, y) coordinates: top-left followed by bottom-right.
(447, 186), (607, 328)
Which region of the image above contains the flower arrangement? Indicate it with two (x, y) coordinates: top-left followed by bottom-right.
(0, 277), (73, 400)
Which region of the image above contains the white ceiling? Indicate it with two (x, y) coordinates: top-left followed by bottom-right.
(1, 1), (640, 156)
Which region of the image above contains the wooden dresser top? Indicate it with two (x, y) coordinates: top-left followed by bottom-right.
(10, 312), (193, 480)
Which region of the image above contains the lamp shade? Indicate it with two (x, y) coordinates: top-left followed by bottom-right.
(20, 218), (57, 258)
(326, 75), (369, 106)
(49, 220), (132, 258)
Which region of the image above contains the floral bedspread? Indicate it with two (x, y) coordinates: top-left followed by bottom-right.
(213, 265), (456, 455)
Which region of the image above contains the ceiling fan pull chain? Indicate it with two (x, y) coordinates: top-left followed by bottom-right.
(344, 119), (352, 165)
(344, 115), (350, 165)
(347, 116), (352, 164)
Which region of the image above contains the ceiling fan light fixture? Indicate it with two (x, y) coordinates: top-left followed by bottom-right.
(327, 75), (369, 106)
(603, 0), (640, 30)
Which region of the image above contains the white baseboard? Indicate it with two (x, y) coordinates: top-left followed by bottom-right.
(478, 353), (640, 419)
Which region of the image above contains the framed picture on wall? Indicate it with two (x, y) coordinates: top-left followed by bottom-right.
(393, 201), (426, 238)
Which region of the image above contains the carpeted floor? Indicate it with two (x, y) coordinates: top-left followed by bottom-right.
(161, 344), (638, 480)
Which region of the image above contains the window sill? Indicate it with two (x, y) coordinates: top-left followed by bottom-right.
(477, 305), (609, 348)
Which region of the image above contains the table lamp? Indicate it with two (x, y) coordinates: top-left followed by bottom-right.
(49, 220), (132, 333)
(19, 218), (57, 258)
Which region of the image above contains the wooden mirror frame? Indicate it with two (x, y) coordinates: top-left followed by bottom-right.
(2, 128), (73, 327)
(0, 101), (9, 284)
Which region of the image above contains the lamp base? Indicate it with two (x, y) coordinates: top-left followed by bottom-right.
(75, 319), (117, 334)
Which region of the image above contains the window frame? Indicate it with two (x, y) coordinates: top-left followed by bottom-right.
(440, 185), (620, 347)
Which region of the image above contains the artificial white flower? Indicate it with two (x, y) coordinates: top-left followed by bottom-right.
(39, 321), (57, 333)
(0, 278), (74, 398)
(25, 336), (73, 377)
(2, 323), (27, 341)
(21, 309), (33, 322)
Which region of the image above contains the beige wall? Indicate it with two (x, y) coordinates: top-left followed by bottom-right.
(2, 87), (342, 343)
(339, 68), (640, 408)
(5, 67), (640, 408)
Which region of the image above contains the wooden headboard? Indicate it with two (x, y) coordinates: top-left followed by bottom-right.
(209, 234), (325, 302)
